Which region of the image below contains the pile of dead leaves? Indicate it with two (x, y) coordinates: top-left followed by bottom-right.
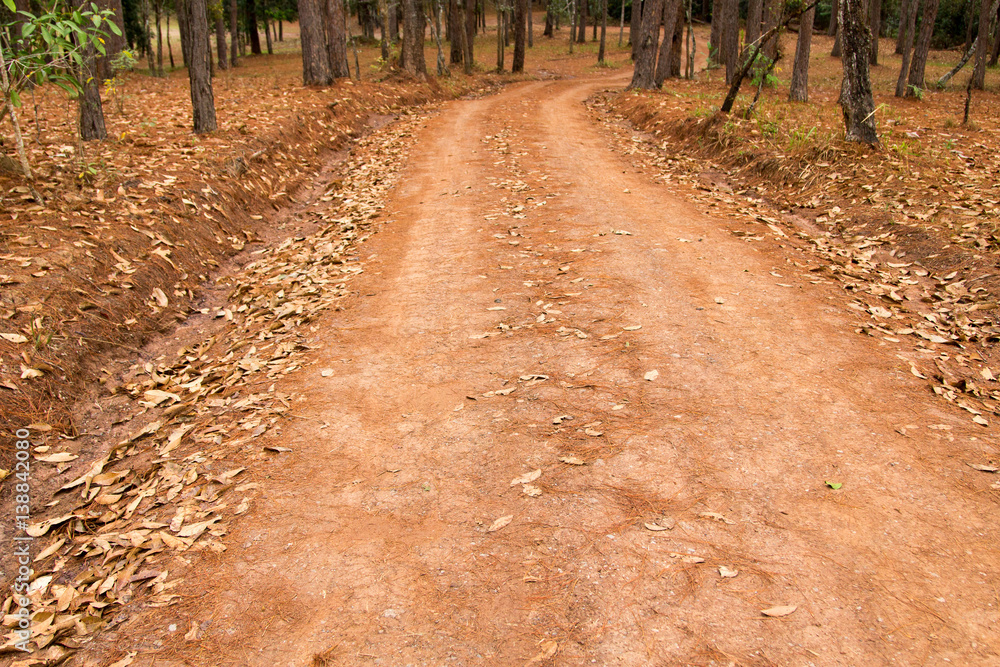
(0, 111), (423, 663)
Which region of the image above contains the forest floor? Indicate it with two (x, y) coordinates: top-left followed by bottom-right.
(2, 16), (1000, 667)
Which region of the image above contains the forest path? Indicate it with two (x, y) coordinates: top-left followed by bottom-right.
(122, 75), (998, 666)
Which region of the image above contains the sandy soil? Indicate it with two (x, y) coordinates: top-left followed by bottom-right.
(66, 71), (1000, 667)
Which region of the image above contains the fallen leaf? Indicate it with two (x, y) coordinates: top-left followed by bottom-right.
(973, 415), (989, 426)
(151, 287), (169, 308)
(1, 333), (27, 343)
(321, 369), (334, 377)
(265, 446), (292, 453)
(719, 566), (739, 578)
(761, 605), (797, 617)
(698, 511), (736, 525)
(585, 428), (604, 437)
(968, 463), (998, 473)
(526, 639), (558, 664)
(34, 451), (78, 463)
(108, 653), (136, 667)
(559, 456), (585, 465)
(644, 370), (659, 381)
(510, 469), (542, 486)
(522, 484), (542, 497)
(488, 514), (513, 532)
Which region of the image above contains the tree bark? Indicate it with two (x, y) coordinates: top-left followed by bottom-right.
(869, 0), (881, 63)
(167, 11), (175, 68)
(840, 0), (878, 144)
(78, 62), (107, 141)
(789, 3), (814, 100)
(598, 0), (608, 61)
(247, 0), (262, 54)
(973, 0), (992, 88)
(745, 0), (762, 56)
(264, 16), (274, 54)
(896, 0), (913, 53)
(895, 0), (919, 96)
(230, 0), (239, 65)
(450, 0), (464, 62)
(465, 0), (475, 68)
(669, 0), (683, 75)
(577, 0), (587, 41)
(710, 0), (722, 64)
(720, 0), (738, 82)
(178, 0), (192, 67)
(215, 14), (228, 69)
(402, 0), (427, 76)
(299, 0), (333, 83)
(544, 0), (555, 36)
(827, 0), (838, 34)
(654, 0), (679, 84)
(760, 0), (779, 59)
(906, 0), (939, 89)
(628, 0), (665, 87)
(513, 0), (528, 70)
(185, 0), (217, 133)
(155, 0), (165, 75)
(325, 0), (351, 77)
(631, 0), (642, 58)
(529, 0), (534, 46)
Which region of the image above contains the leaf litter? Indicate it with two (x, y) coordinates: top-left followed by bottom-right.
(0, 110), (426, 655)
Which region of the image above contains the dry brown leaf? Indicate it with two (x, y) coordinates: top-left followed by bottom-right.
(488, 515), (513, 532)
(761, 605), (797, 617)
(559, 456), (585, 465)
(510, 469), (542, 486)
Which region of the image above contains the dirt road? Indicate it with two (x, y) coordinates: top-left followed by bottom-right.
(109, 75), (999, 666)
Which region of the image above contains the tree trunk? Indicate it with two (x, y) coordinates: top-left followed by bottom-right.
(184, 0), (217, 132)
(630, 0), (643, 58)
(789, 3), (814, 99)
(215, 14), (228, 69)
(655, 0), (680, 83)
(513, 0), (528, 70)
(529, 0), (534, 46)
(167, 11), (176, 68)
(628, 0), (665, 87)
(178, 0), (192, 67)
(299, 0), (333, 83)
(840, 0), (878, 144)
(869, 0), (881, 63)
(992, 1), (1000, 65)
(710, 0), (722, 64)
(280, 20), (283, 39)
(745, 0), (762, 56)
(669, 0), (683, 75)
(498, 1), (507, 66)
(247, 0), (262, 54)
(907, 0), (939, 89)
(895, 0), (919, 95)
(761, 0), (779, 59)
(619, 0), (625, 45)
(402, 0), (427, 76)
(832, 25), (842, 56)
(827, 0), (838, 34)
(720, 0), (738, 82)
(973, 0), (992, 88)
(78, 58), (107, 141)
(465, 0), (475, 67)
(896, 0), (913, 53)
(155, 0), (165, 75)
(450, 0), (464, 62)
(325, 0), (351, 77)
(577, 0), (587, 41)
(230, 0), (239, 65)
(545, 0), (554, 36)
(598, 0), (607, 60)
(264, 16), (274, 54)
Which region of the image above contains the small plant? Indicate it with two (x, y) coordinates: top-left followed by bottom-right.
(102, 48), (137, 115)
(944, 138), (955, 150)
(757, 118), (779, 137)
(749, 53), (778, 89)
(907, 84), (924, 100)
(788, 125), (817, 150)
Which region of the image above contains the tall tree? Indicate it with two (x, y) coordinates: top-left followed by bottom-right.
(654, 0), (680, 85)
(709, 0), (722, 64)
(230, 0), (239, 65)
(299, 0), (332, 83)
(745, 0), (762, 56)
(895, 0), (919, 96)
(628, 0), (664, 87)
(719, 0), (737, 81)
(324, 0), (350, 77)
(463, 0), (475, 71)
(760, 0), (778, 59)
(789, 1), (815, 100)
(896, 0), (914, 53)
(906, 0), (940, 90)
(598, 0), (608, 61)
(827, 0), (838, 34)
(402, 0), (427, 75)
(544, 0), (554, 36)
(449, 0), (464, 62)
(185, 0), (217, 132)
(78, 41), (107, 140)
(869, 0), (881, 63)
(513, 0), (528, 70)
(630, 0), (642, 59)
(246, 0), (262, 53)
(215, 12), (229, 69)
(972, 0), (992, 88)
(839, 0), (878, 144)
